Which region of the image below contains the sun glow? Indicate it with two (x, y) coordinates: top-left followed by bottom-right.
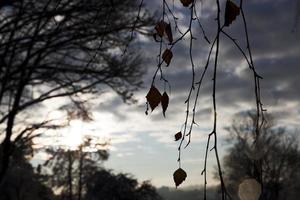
(64, 119), (84, 150)
(61, 119), (109, 151)
(38, 110), (116, 151)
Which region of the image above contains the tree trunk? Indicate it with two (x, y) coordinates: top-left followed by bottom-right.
(77, 147), (83, 200)
(68, 150), (73, 200)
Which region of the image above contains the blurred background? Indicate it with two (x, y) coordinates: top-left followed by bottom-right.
(0, 0), (299, 200)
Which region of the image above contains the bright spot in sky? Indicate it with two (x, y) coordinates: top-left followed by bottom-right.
(64, 119), (84, 150)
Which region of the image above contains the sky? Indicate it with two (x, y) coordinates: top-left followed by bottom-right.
(34, 0), (300, 188)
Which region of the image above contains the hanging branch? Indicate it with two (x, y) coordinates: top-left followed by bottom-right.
(211, 0), (229, 198)
(145, 0), (265, 198)
(239, 0), (266, 191)
(177, 0), (196, 169)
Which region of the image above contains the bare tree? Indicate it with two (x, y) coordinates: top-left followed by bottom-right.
(0, 0), (153, 183)
(43, 137), (109, 200)
(219, 112), (300, 200)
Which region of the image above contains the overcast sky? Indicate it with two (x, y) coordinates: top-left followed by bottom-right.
(36, 0), (300, 188)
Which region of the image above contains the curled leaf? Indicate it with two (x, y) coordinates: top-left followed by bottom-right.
(165, 23), (173, 44)
(154, 21), (173, 44)
(180, 0), (193, 7)
(155, 21), (168, 37)
(224, 0), (240, 27)
(161, 92), (169, 117)
(173, 168), (187, 187)
(162, 49), (173, 66)
(146, 86), (162, 111)
(174, 132), (182, 141)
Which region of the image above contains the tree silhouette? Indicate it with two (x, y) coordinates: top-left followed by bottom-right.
(41, 136), (162, 200)
(0, 0), (153, 182)
(219, 112), (300, 200)
(0, 135), (56, 200)
(43, 137), (109, 200)
(85, 170), (162, 200)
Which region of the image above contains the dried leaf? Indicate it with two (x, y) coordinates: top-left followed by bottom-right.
(162, 49), (173, 66)
(146, 86), (162, 111)
(224, 0), (240, 27)
(154, 21), (173, 44)
(174, 132), (182, 141)
(180, 0), (193, 7)
(173, 168), (187, 187)
(161, 92), (169, 117)
(165, 23), (173, 44)
(155, 21), (168, 37)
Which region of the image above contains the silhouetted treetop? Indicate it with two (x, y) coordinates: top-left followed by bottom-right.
(0, 0), (152, 109)
(85, 170), (162, 200)
(0, 136), (57, 200)
(0, 0), (153, 183)
(219, 112), (300, 200)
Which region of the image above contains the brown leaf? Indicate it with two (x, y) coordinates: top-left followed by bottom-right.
(174, 132), (182, 141)
(155, 21), (168, 37)
(154, 21), (173, 44)
(161, 92), (169, 117)
(146, 86), (162, 111)
(165, 23), (173, 44)
(162, 49), (173, 66)
(173, 168), (187, 187)
(180, 0), (193, 7)
(224, 0), (240, 27)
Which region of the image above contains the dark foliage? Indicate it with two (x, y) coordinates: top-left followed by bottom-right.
(43, 138), (109, 200)
(0, 134), (162, 200)
(85, 170), (162, 200)
(0, 137), (57, 200)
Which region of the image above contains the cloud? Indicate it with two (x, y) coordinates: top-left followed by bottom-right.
(109, 0), (300, 186)
(34, 0), (300, 187)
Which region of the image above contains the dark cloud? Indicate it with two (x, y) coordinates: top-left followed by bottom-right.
(102, 0), (300, 187)
(154, 0), (300, 124)
(101, 0), (300, 134)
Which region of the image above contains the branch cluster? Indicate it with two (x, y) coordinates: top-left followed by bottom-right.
(145, 0), (266, 198)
